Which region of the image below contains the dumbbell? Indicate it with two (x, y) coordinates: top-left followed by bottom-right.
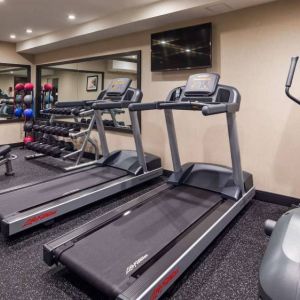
(54, 125), (68, 137)
(51, 108), (60, 114)
(33, 124), (41, 131)
(26, 141), (38, 150)
(50, 146), (62, 157)
(71, 107), (81, 116)
(64, 108), (72, 115)
(24, 122), (33, 133)
(44, 140), (60, 155)
(33, 142), (47, 153)
(64, 142), (74, 152)
(43, 126), (54, 134)
(48, 125), (59, 135)
(47, 140), (68, 157)
(61, 125), (71, 137)
(70, 123), (81, 132)
(39, 137), (59, 154)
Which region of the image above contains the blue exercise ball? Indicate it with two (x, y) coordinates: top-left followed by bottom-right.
(15, 108), (23, 117)
(23, 108), (33, 119)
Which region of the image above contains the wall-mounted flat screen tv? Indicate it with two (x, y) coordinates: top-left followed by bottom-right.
(151, 23), (212, 72)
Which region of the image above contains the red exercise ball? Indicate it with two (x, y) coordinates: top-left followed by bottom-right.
(15, 83), (25, 91)
(24, 82), (34, 91)
(24, 136), (34, 144)
(43, 83), (53, 91)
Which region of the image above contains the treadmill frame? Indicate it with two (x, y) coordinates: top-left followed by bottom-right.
(43, 78), (255, 300)
(44, 184), (254, 300)
(1, 168), (161, 237)
(0, 86), (163, 237)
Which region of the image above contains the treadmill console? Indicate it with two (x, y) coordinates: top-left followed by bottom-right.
(184, 73), (220, 97)
(106, 78), (132, 96)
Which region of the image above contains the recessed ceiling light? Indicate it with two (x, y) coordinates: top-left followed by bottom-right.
(68, 14), (76, 20)
(10, 34), (16, 39)
(26, 28), (33, 34)
(10, 71), (14, 74)
(185, 49), (191, 52)
(160, 40), (166, 44)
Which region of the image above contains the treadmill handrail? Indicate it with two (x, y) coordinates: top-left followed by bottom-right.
(128, 102), (158, 111)
(286, 56), (300, 105)
(92, 100), (133, 110)
(129, 101), (228, 115)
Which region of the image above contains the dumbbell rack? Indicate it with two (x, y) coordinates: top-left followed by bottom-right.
(26, 102), (101, 172)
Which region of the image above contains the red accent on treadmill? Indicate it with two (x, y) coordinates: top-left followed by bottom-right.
(150, 268), (180, 300)
(22, 210), (57, 227)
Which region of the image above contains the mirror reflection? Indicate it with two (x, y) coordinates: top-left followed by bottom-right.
(0, 65), (30, 121)
(39, 53), (139, 131)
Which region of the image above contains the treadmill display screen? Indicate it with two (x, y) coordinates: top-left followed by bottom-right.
(184, 73), (219, 96)
(106, 78), (132, 95)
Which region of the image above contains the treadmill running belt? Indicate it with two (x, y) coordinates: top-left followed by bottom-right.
(58, 185), (222, 297)
(0, 167), (127, 218)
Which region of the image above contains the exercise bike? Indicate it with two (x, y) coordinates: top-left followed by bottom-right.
(259, 56), (300, 300)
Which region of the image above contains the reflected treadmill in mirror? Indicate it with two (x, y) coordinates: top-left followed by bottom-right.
(39, 54), (139, 131)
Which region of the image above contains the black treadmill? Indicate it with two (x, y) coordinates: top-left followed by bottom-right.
(0, 78), (162, 237)
(44, 73), (255, 300)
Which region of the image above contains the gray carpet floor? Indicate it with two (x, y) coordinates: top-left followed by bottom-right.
(0, 148), (289, 300)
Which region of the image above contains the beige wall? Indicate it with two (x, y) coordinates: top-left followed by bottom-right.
(34, 0), (300, 198)
(0, 0), (299, 197)
(0, 42), (34, 144)
(0, 74), (14, 94)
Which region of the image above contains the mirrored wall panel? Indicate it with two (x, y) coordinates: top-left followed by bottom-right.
(37, 52), (140, 132)
(0, 64), (31, 122)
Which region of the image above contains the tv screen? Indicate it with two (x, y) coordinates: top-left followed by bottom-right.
(151, 23), (212, 72)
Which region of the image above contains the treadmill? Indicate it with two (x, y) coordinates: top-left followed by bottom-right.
(44, 73), (255, 300)
(0, 78), (162, 237)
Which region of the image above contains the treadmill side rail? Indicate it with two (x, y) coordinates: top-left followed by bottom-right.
(2, 168), (162, 237)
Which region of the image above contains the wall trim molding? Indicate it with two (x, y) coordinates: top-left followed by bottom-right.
(255, 190), (300, 207)
(10, 142), (24, 148)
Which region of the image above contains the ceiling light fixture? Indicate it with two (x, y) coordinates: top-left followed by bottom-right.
(160, 40), (166, 44)
(68, 14), (76, 20)
(10, 71), (14, 74)
(10, 34), (16, 39)
(185, 49), (191, 52)
(26, 28), (33, 34)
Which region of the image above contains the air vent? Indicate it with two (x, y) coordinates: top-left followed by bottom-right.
(206, 3), (232, 14)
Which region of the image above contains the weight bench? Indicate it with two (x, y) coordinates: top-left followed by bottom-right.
(0, 145), (15, 176)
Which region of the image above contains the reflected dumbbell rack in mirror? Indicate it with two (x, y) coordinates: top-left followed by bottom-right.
(36, 51), (141, 133)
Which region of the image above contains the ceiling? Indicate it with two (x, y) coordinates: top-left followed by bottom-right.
(0, 0), (160, 42)
(0, 0), (277, 54)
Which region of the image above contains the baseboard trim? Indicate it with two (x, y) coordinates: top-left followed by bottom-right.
(163, 169), (172, 176)
(10, 142), (24, 148)
(255, 190), (300, 207)
(163, 168), (299, 207)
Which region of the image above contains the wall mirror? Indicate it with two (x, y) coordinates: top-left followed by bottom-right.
(36, 51), (141, 133)
(0, 64), (31, 122)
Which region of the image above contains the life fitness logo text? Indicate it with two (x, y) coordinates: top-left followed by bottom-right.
(150, 268), (180, 300)
(22, 210), (57, 227)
